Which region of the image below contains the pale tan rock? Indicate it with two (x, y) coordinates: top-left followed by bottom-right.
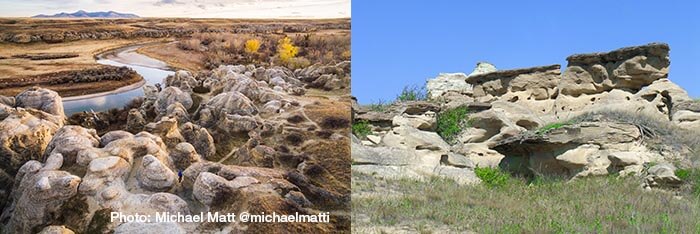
(15, 87), (65, 116)
(44, 125), (100, 166)
(138, 155), (176, 192)
(155, 87), (193, 115)
(452, 143), (504, 168)
(170, 142), (201, 171)
(39, 225), (75, 234)
(193, 172), (232, 206)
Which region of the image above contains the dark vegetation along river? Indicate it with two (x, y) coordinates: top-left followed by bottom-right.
(63, 44), (174, 114)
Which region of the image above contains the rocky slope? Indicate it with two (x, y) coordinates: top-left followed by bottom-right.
(0, 61), (351, 233)
(353, 43), (699, 189)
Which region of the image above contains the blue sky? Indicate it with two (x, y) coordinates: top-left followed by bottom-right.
(352, 1), (700, 103)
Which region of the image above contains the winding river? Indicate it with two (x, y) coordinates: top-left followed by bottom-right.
(63, 44), (174, 115)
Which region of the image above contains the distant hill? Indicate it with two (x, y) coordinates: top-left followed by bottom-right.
(32, 10), (139, 19)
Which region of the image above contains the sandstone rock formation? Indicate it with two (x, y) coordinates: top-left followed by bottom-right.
(0, 61), (351, 232)
(353, 43), (698, 188)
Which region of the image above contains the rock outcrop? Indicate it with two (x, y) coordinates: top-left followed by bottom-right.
(0, 61), (351, 233)
(353, 43), (698, 187)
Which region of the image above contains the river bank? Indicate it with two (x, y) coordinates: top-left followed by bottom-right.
(0, 38), (172, 96)
(63, 43), (174, 114)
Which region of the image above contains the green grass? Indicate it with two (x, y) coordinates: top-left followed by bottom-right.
(535, 121), (573, 135)
(352, 173), (700, 233)
(352, 120), (372, 139)
(677, 168), (700, 199)
(474, 167), (511, 188)
(396, 85), (427, 102)
(436, 106), (470, 144)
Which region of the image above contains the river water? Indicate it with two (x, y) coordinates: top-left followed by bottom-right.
(63, 45), (174, 114)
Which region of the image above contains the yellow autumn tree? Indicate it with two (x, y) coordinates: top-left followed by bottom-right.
(244, 39), (261, 54)
(277, 37), (299, 63)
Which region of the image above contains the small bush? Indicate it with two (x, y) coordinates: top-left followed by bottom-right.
(285, 133), (305, 146)
(277, 36), (299, 63)
(244, 39), (261, 54)
(396, 85), (427, 102)
(474, 167), (511, 188)
(352, 120), (372, 139)
(321, 116), (350, 129)
(436, 106), (469, 144)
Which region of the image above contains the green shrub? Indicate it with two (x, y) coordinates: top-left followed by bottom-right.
(474, 167), (511, 188)
(436, 106), (469, 144)
(396, 85), (427, 102)
(352, 120), (372, 139)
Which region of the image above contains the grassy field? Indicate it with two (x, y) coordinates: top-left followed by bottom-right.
(352, 171), (700, 233)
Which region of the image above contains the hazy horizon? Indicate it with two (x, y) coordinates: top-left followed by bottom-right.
(0, 0), (350, 19)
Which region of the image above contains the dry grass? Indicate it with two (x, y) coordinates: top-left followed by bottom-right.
(352, 172), (700, 233)
(173, 31), (349, 69)
(0, 38), (156, 79)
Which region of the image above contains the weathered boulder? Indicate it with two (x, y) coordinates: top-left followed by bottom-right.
(564, 43), (669, 93)
(452, 143), (505, 168)
(154, 87), (192, 115)
(428, 62), (497, 100)
(192, 172), (234, 206)
(170, 142), (201, 171)
(216, 114), (259, 134)
(138, 155), (176, 192)
(644, 163), (682, 189)
(197, 91), (257, 128)
(99, 130), (133, 147)
(38, 225), (75, 234)
(43, 125), (100, 167)
(466, 64), (561, 104)
(115, 222), (186, 234)
(391, 112), (435, 131)
(0, 108), (63, 175)
(673, 100), (700, 131)
(164, 70), (198, 93)
(382, 126), (450, 151)
(126, 109), (147, 133)
(2, 157), (81, 233)
(493, 121), (650, 177)
(144, 117), (184, 147)
(179, 122), (216, 160)
(15, 87), (65, 116)
(426, 73), (471, 99)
